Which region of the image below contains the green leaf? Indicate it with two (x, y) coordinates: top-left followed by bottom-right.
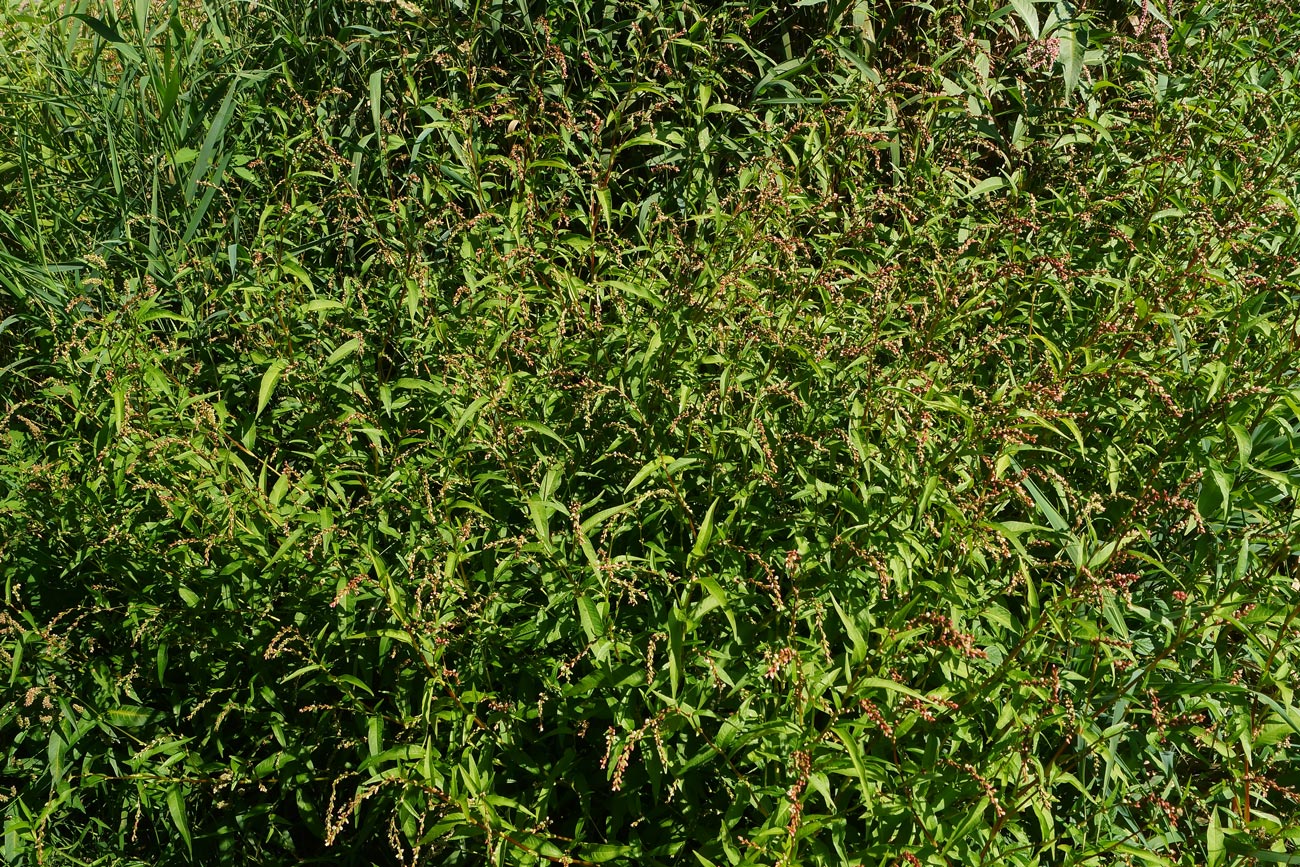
(338, 674), (375, 696)
(511, 419), (569, 449)
(1058, 20), (1085, 93)
(695, 573), (739, 639)
(577, 595), (604, 642)
(830, 593), (867, 664)
(624, 455), (675, 494)
(1012, 0), (1041, 38)
(1252, 692), (1300, 740)
(528, 496), (556, 550)
(105, 706), (154, 727)
(1207, 808), (1225, 867)
(1012, 459), (1068, 532)
(72, 14), (143, 63)
(369, 70), (383, 140)
(1229, 422), (1253, 464)
(689, 497), (720, 564)
(257, 359), (289, 418)
(48, 732), (66, 786)
(859, 677), (940, 705)
(580, 500), (637, 535)
(583, 843), (635, 862)
(668, 605), (685, 698)
(166, 786), (192, 855)
(451, 394), (490, 437)
(967, 176), (1006, 198)
(187, 80), (240, 203)
(326, 337), (360, 367)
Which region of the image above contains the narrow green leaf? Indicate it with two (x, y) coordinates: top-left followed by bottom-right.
(72, 14), (143, 62)
(1012, 459), (1068, 531)
(967, 176), (1006, 198)
(326, 337), (361, 367)
(257, 359), (288, 418)
(180, 150), (233, 244)
(511, 419), (569, 449)
(105, 706), (153, 727)
(668, 605), (685, 698)
(624, 455), (674, 494)
(830, 593), (867, 664)
(369, 70), (383, 140)
(452, 394), (490, 437)
(187, 80), (240, 203)
(580, 500), (637, 535)
(48, 732), (66, 785)
(1252, 692), (1300, 740)
(689, 497), (720, 564)
(578, 595), (604, 642)
(1207, 808), (1224, 867)
(1229, 422), (1253, 464)
(338, 674), (375, 696)
(166, 786), (192, 855)
(696, 573), (739, 639)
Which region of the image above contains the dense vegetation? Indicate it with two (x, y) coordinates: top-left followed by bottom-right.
(3, 0), (1300, 863)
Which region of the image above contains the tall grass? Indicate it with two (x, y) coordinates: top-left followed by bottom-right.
(3, 0), (1300, 864)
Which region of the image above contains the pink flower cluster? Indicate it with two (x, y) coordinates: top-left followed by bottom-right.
(1027, 37), (1061, 72)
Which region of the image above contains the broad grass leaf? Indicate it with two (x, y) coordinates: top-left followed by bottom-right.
(369, 70), (383, 140)
(72, 14), (143, 63)
(187, 80), (240, 203)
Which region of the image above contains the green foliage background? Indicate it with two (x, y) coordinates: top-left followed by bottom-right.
(2, 0), (1300, 863)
